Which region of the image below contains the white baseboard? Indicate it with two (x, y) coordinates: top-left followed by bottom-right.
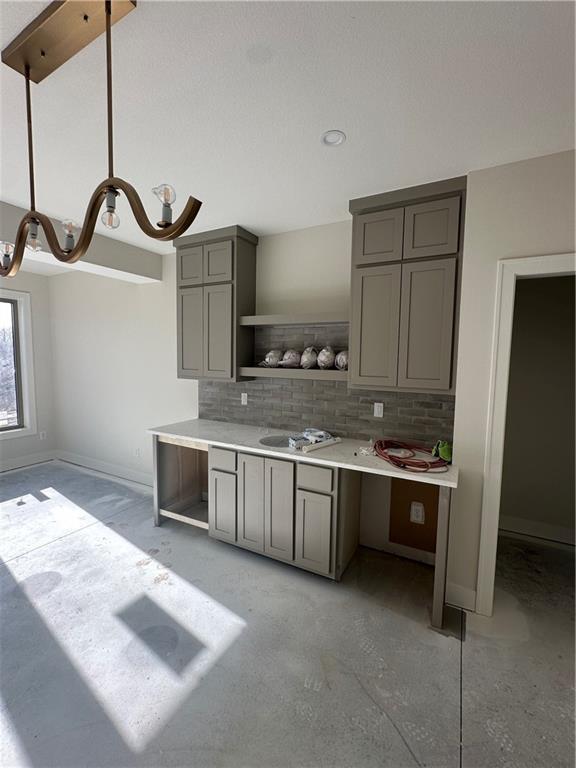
(499, 515), (574, 546)
(0, 451), (56, 473)
(446, 581), (477, 611)
(54, 450), (153, 487)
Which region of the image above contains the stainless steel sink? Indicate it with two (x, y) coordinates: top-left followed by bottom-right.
(259, 435), (291, 448)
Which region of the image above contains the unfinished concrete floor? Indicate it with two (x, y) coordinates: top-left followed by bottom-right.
(0, 462), (573, 768)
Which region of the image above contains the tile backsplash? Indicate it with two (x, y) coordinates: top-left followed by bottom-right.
(199, 379), (455, 445)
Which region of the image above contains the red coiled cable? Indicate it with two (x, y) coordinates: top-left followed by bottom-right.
(373, 439), (449, 473)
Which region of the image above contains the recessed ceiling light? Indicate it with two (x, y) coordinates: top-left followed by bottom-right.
(321, 129), (346, 147)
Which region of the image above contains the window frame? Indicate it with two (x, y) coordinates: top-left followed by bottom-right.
(0, 289), (37, 441)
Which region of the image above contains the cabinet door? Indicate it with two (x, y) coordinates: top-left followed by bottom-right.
(352, 208), (404, 266)
(208, 469), (237, 543)
(349, 264), (401, 388)
(403, 197), (460, 260)
(178, 245), (203, 286)
(237, 454), (265, 553)
(264, 459), (294, 562)
(294, 490), (332, 576)
(398, 258), (456, 390)
(203, 283), (233, 379)
(203, 241), (233, 283)
(178, 287), (203, 378)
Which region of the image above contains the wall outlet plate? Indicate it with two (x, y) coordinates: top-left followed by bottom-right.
(241, 393), (248, 406)
(410, 501), (425, 524)
(373, 402), (384, 418)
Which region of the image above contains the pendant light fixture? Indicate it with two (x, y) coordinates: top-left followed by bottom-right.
(1, 0), (202, 278)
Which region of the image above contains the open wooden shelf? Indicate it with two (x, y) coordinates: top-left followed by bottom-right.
(239, 366), (348, 381)
(239, 312), (349, 327)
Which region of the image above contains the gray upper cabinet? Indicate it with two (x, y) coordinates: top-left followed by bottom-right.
(237, 453), (265, 552)
(175, 226), (258, 382)
(203, 283), (233, 379)
(294, 490), (332, 576)
(178, 287), (203, 377)
(208, 469), (237, 543)
(348, 181), (465, 392)
(403, 197), (460, 260)
(352, 208), (404, 266)
(203, 241), (233, 283)
(178, 245), (203, 286)
(349, 263), (401, 388)
(398, 258), (456, 390)
(264, 458), (294, 562)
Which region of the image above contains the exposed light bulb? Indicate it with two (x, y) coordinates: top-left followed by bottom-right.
(1, 241), (14, 268)
(62, 220), (78, 251)
(101, 189), (120, 229)
(152, 184), (176, 205)
(101, 210), (120, 229)
(152, 184), (176, 227)
(26, 220), (43, 252)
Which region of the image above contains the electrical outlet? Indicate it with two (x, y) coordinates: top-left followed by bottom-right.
(39, 431), (47, 441)
(135, 447), (142, 458)
(373, 402), (384, 418)
(241, 393), (248, 406)
(410, 501), (425, 524)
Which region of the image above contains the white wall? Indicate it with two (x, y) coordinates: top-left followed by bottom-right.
(256, 221), (351, 313)
(448, 150), (575, 609)
(48, 255), (198, 484)
(0, 271), (56, 470)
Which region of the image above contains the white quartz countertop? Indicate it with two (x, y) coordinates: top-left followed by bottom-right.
(148, 419), (459, 489)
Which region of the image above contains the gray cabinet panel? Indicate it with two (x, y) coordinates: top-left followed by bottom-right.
(297, 464), (333, 494)
(403, 197), (460, 259)
(398, 258), (456, 390)
(294, 490), (332, 576)
(237, 453), (265, 552)
(264, 458), (294, 561)
(203, 283), (233, 379)
(349, 264), (401, 388)
(178, 245), (203, 286)
(209, 447), (237, 473)
(352, 208), (404, 265)
(178, 287), (203, 378)
(208, 469), (237, 543)
(203, 241), (233, 283)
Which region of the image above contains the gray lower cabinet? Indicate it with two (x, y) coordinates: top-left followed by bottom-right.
(294, 490), (333, 576)
(397, 258), (456, 390)
(264, 458), (294, 561)
(207, 447), (359, 579)
(352, 207), (404, 265)
(237, 453), (265, 552)
(349, 263), (401, 388)
(208, 469), (237, 543)
(203, 283), (232, 379)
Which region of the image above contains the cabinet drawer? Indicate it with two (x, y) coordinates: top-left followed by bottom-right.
(297, 463), (333, 494)
(403, 197), (460, 259)
(204, 241), (233, 283)
(209, 447), (237, 472)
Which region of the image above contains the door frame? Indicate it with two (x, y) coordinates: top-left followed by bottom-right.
(475, 252), (575, 616)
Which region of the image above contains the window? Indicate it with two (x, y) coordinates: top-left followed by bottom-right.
(0, 298), (23, 430)
(0, 289), (36, 439)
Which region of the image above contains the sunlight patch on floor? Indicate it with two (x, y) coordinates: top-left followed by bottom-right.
(0, 488), (246, 752)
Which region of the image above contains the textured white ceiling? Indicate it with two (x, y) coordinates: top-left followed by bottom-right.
(1, 1), (574, 254)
